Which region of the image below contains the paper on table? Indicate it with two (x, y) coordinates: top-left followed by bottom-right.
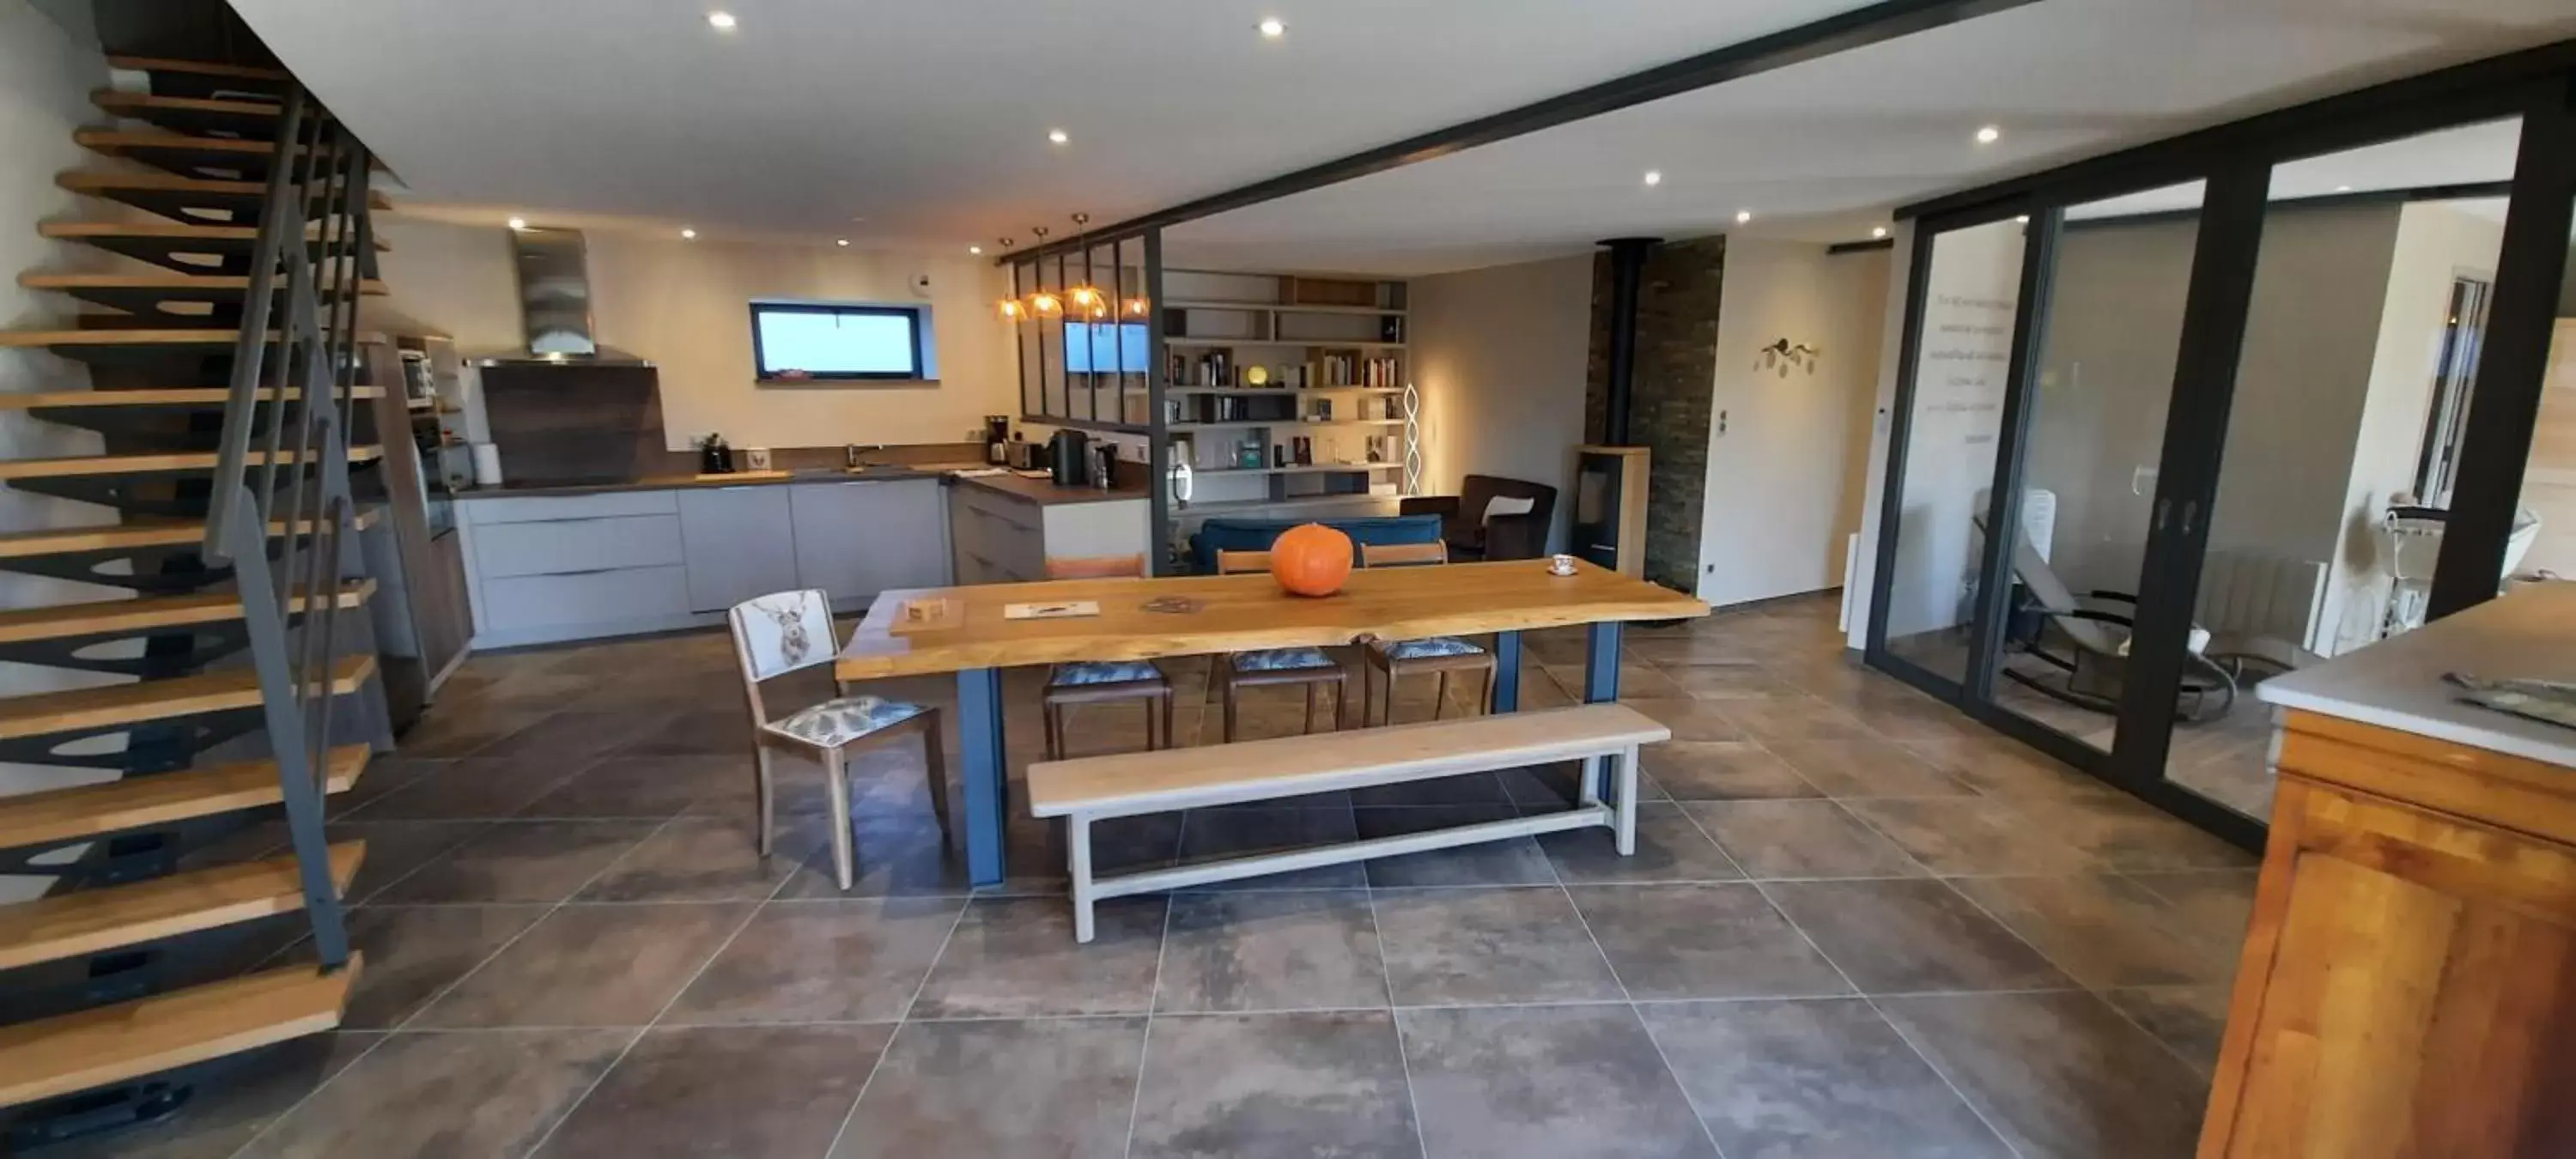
(1005, 601), (1101, 621)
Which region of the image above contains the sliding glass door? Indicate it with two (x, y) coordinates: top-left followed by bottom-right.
(1868, 66), (2576, 847)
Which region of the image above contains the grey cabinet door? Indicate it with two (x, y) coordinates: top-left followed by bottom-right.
(790, 479), (951, 604)
(677, 486), (800, 611)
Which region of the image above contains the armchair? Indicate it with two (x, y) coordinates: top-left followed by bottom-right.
(1401, 474), (1558, 561)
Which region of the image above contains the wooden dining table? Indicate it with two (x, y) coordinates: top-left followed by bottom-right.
(835, 558), (1709, 887)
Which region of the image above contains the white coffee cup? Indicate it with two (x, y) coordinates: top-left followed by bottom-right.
(1548, 554), (1577, 576)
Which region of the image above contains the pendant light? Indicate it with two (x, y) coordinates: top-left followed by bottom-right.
(1061, 213), (1108, 319)
(1024, 227), (1063, 318)
(993, 237), (1026, 320)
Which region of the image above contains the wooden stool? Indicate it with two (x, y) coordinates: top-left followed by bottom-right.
(1212, 549), (1349, 741)
(1358, 542), (1497, 725)
(728, 589), (949, 891)
(1041, 554), (1174, 759)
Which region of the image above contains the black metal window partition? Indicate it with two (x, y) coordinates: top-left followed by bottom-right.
(1867, 46), (2576, 849)
(1002, 225), (1176, 572)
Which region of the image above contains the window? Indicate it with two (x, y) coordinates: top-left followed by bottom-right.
(750, 301), (927, 381)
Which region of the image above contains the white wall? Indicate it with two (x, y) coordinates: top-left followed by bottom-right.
(0, 0), (123, 900)
(374, 215), (1023, 451)
(1411, 253), (1594, 552)
(1698, 239), (1888, 606)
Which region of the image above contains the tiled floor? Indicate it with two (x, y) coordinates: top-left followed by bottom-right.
(88, 594), (2255, 1158)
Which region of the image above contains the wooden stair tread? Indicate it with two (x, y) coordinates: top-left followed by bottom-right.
(0, 329), (393, 350)
(104, 57), (291, 83)
(0, 956), (359, 1108)
(92, 89), (281, 118)
(0, 446), (386, 480)
(1030, 702), (1670, 816)
(39, 221), (392, 251)
(0, 387), (386, 410)
(19, 272), (387, 294)
(74, 129), (271, 157)
(0, 842), (364, 971)
(56, 171), (393, 211)
(0, 581), (375, 645)
(0, 652), (375, 742)
(0, 746), (367, 851)
(0, 507), (383, 558)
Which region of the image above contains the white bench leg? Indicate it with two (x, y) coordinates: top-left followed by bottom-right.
(1068, 814), (1097, 944)
(1577, 755), (1603, 809)
(1614, 744), (1639, 856)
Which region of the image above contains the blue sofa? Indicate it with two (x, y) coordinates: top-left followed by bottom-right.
(1187, 514), (1445, 574)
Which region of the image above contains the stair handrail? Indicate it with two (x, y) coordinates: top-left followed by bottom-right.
(199, 84), (373, 974)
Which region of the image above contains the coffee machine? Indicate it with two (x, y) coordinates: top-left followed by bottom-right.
(982, 416), (1010, 464)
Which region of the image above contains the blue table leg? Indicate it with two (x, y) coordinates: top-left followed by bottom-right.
(957, 667), (1008, 888)
(1584, 622), (1623, 803)
(1491, 630), (1522, 713)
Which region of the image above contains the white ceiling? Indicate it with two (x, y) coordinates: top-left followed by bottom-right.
(229, 0), (1889, 250)
(1164, 0), (2576, 274)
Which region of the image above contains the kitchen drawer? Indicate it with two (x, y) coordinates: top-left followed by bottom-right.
(464, 489), (678, 525)
(474, 513), (684, 578)
(479, 564), (690, 633)
(951, 483), (1040, 536)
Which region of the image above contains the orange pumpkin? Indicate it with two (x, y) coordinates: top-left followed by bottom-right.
(1268, 524), (1353, 598)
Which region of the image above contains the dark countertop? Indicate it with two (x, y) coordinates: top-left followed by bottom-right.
(454, 465), (1147, 505)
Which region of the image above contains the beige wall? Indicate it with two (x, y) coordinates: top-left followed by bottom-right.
(1411, 253), (1595, 552)
(0, 0), (121, 897)
(1699, 238), (1888, 606)
(373, 215), (1023, 451)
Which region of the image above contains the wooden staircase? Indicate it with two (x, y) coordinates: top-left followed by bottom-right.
(0, 55), (391, 1145)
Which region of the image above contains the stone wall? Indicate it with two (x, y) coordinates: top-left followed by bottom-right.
(1585, 236), (1725, 593)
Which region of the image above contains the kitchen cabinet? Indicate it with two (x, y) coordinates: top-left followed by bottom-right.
(790, 477), (950, 604)
(950, 481), (1150, 585)
(677, 485), (799, 611)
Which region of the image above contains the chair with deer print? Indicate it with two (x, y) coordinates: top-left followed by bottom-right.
(728, 588), (950, 890)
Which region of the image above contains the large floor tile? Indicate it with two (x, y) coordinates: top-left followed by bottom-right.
(1356, 805), (1558, 888)
(238, 1029), (632, 1158)
(1640, 741), (1821, 800)
(1156, 890), (1388, 1012)
(1714, 697), (1877, 743)
(1174, 807), (1368, 890)
(1351, 770), (1513, 808)
(665, 896), (966, 1023)
(2104, 984), (2232, 1073)
(1398, 1004), (1716, 1157)
(2006, 792), (2257, 871)
(1640, 998), (2009, 1158)
(1764, 738), (1978, 798)
(1537, 803), (1744, 884)
(908, 895), (1166, 1018)
(533, 1023), (892, 1157)
(1948, 874), (2238, 989)
(1370, 887), (1622, 1006)
(1878, 991), (2211, 1159)
(2125, 868), (2260, 951)
(1569, 883), (1849, 1001)
(347, 755), (593, 821)
(577, 815), (810, 901)
(1620, 698), (1749, 742)
(1841, 798), (2097, 875)
(1761, 879), (2072, 994)
(1684, 800), (1927, 879)
(368, 819), (660, 904)
(338, 904), (550, 1028)
(830, 1017), (1147, 1159)
(769, 813), (978, 899)
(412, 901), (753, 1027)
(329, 820), (490, 902)
(1130, 1011), (1418, 1159)
(518, 754), (745, 819)
(471, 709), (650, 763)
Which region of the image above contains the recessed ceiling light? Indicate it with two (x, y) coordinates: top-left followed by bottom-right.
(707, 10), (736, 30)
(835, 239), (850, 247)
(969, 245), (983, 255)
(1735, 210), (1753, 224)
(1975, 124), (2002, 145)
(680, 228), (697, 240)
(1871, 226), (1888, 239)
(2014, 215), (2030, 224)
(2335, 185), (2354, 192)
(1257, 17), (1285, 38)
(1642, 170), (1662, 187)
(1048, 129), (1070, 145)
(507, 215), (527, 230)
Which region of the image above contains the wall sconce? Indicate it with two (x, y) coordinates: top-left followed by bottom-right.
(1754, 337), (1820, 377)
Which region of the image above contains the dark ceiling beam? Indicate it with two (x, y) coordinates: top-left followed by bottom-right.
(1001, 0), (2043, 264)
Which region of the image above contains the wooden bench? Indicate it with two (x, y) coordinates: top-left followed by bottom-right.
(1027, 703), (1669, 942)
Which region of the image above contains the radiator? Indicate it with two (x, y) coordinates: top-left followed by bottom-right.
(2194, 549), (2328, 654)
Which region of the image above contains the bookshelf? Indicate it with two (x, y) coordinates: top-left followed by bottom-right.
(1159, 268), (1415, 543)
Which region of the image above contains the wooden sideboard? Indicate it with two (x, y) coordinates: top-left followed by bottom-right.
(2199, 705), (2576, 1157)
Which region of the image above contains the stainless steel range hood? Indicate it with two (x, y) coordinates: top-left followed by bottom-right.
(474, 226), (653, 367)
